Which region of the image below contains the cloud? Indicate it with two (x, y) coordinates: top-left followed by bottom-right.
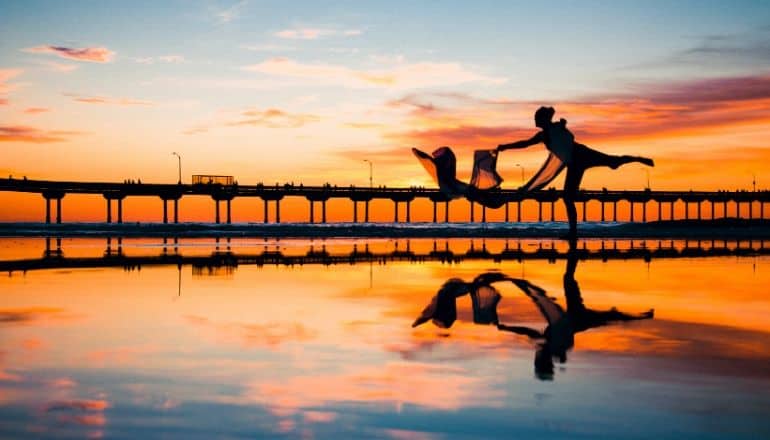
(381, 73), (770, 148)
(134, 55), (185, 64)
(24, 107), (49, 114)
(226, 108), (320, 128)
(0, 307), (66, 323)
(23, 45), (114, 63)
(274, 27), (362, 40)
(0, 68), (23, 95)
(243, 57), (505, 89)
(39, 61), (78, 72)
(215, 0), (247, 23)
(65, 93), (154, 106)
(0, 125), (86, 143)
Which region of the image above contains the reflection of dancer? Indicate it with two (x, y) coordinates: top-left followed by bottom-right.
(498, 107), (654, 238)
(412, 246), (654, 380)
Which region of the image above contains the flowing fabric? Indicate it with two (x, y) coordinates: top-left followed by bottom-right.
(519, 153), (566, 192)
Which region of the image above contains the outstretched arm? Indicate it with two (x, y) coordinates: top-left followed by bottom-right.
(497, 132), (542, 152)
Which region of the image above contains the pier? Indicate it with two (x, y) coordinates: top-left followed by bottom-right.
(2, 177), (769, 224)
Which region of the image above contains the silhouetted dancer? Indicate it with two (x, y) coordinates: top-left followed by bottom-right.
(498, 106), (654, 238)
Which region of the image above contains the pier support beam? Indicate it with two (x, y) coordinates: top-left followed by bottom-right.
(630, 202), (635, 223)
(227, 199), (232, 224)
(749, 201), (753, 220)
(711, 201), (715, 220)
(482, 206), (487, 223)
(322, 201), (327, 223)
(724, 201), (728, 219)
(215, 200), (220, 224)
(642, 201), (647, 223)
(365, 201), (369, 222)
(275, 200), (280, 223)
(45, 198), (51, 224)
(56, 198), (62, 224)
(538, 202), (543, 222)
(658, 201), (662, 221)
(309, 201), (314, 223)
(550, 201), (555, 222)
(582, 201), (587, 222)
(353, 201), (358, 223)
(697, 201), (702, 220)
(517, 201), (522, 222)
(613, 201), (617, 222)
(601, 202), (605, 222)
(406, 201), (411, 222)
(505, 203), (509, 222)
(432, 201), (437, 223)
(106, 199), (112, 223)
(684, 202), (689, 220)
(118, 199), (123, 224)
(670, 201), (675, 221)
(263, 200), (268, 224)
(174, 199), (179, 223)
(163, 199), (168, 224)
(445, 201), (450, 223)
(470, 202), (475, 222)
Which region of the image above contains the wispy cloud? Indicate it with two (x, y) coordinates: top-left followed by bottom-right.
(23, 45), (115, 63)
(226, 108), (320, 128)
(0, 68), (23, 95)
(0, 125), (86, 143)
(274, 27), (362, 40)
(24, 107), (49, 114)
(215, 0), (247, 23)
(38, 60), (78, 72)
(243, 57), (504, 89)
(64, 93), (154, 106)
(134, 54), (185, 64)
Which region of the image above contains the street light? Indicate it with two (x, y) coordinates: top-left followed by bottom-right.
(363, 159), (373, 188)
(172, 152), (182, 184)
(752, 173), (756, 192)
(645, 169), (651, 190)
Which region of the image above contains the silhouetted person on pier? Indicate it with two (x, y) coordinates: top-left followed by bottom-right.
(498, 106), (654, 238)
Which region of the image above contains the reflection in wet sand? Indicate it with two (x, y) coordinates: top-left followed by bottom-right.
(1, 237), (769, 438)
(413, 245), (654, 379)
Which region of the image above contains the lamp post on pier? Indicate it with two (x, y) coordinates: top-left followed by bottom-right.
(172, 152), (182, 184)
(515, 163), (524, 184)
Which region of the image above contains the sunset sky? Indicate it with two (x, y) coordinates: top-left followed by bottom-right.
(2, 1), (770, 221)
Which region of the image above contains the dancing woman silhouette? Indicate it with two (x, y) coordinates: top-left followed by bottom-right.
(498, 106), (654, 238)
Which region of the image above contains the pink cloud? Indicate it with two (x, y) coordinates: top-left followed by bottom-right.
(0, 68), (23, 95)
(23, 45), (115, 63)
(0, 126), (86, 143)
(274, 27), (362, 40)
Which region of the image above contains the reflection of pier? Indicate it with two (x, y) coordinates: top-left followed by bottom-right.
(2, 177), (769, 224)
(3, 238), (768, 274)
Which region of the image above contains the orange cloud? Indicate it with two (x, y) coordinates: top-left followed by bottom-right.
(0, 125), (85, 143)
(23, 45), (115, 63)
(24, 107), (49, 114)
(0, 307), (67, 324)
(65, 94), (154, 106)
(227, 108), (320, 128)
(0, 68), (23, 96)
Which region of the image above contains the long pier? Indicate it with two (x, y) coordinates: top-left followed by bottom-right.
(1, 177), (769, 224)
(2, 237), (767, 274)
